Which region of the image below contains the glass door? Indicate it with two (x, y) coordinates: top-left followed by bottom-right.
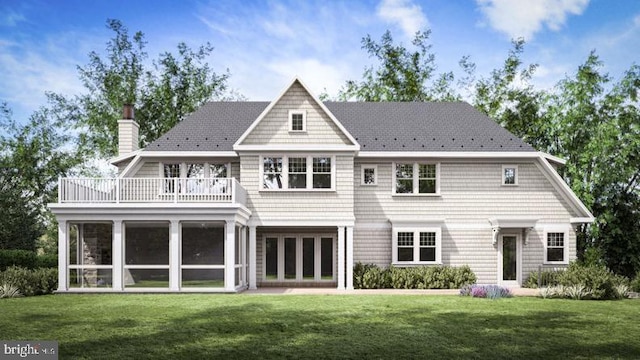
(263, 235), (335, 282)
(499, 234), (520, 286)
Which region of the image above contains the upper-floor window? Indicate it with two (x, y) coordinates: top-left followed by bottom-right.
(289, 110), (306, 132)
(361, 165), (377, 186)
(502, 165), (518, 185)
(263, 157), (284, 189)
(393, 163), (439, 195)
(312, 157), (332, 189)
(262, 155), (334, 191)
(161, 162), (229, 193)
(288, 157), (307, 189)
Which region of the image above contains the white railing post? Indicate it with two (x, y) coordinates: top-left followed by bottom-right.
(174, 178), (178, 203)
(231, 178), (236, 203)
(115, 178), (120, 203)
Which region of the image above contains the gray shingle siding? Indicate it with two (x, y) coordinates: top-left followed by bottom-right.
(144, 101), (535, 152)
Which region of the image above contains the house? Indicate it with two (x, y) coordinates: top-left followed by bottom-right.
(48, 77), (594, 292)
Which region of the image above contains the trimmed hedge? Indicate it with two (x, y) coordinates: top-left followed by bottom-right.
(0, 250), (57, 271)
(353, 263), (476, 289)
(0, 266), (58, 296)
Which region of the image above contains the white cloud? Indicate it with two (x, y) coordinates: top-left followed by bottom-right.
(0, 31), (98, 122)
(266, 58), (349, 97)
(0, 10), (26, 27)
(476, 0), (589, 40)
(377, 0), (428, 37)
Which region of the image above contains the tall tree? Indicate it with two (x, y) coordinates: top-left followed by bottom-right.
(72, 19), (229, 158)
(472, 39), (549, 150)
(337, 29), (470, 101)
(0, 101), (81, 251)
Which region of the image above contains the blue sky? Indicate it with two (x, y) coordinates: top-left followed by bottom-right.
(1, 0), (639, 124)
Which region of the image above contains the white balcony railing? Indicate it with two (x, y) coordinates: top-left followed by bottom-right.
(58, 178), (246, 205)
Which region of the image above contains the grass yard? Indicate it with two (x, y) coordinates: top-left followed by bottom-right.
(2, 294), (639, 359)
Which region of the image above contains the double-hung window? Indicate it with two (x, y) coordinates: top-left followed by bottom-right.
(288, 157), (307, 189)
(261, 155), (334, 190)
(392, 227), (442, 265)
(545, 231), (567, 263)
(393, 163), (439, 195)
(312, 157), (332, 189)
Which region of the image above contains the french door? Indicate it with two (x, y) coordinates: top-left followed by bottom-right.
(264, 235), (335, 282)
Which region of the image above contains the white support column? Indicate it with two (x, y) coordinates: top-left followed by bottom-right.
(249, 226), (257, 290)
(240, 226), (247, 287)
(169, 220), (180, 291)
(346, 226), (354, 290)
(225, 220), (236, 291)
(112, 220), (123, 291)
(57, 220), (67, 292)
(337, 226), (345, 290)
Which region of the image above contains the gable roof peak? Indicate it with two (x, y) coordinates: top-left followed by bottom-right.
(233, 76), (360, 150)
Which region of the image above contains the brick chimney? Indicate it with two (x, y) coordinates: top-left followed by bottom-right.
(117, 104), (139, 156)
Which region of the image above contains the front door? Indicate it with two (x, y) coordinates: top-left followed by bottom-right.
(498, 234), (521, 286)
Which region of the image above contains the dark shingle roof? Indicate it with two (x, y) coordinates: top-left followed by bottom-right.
(145, 101), (535, 152)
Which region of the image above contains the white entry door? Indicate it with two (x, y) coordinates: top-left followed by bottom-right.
(498, 234), (521, 287)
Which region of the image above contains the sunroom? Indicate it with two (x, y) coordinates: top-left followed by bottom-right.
(50, 205), (251, 293)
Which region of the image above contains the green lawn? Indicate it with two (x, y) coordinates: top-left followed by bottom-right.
(2, 294), (639, 359)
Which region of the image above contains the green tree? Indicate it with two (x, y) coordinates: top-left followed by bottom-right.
(472, 39), (549, 150)
(0, 101), (81, 251)
(72, 19), (230, 158)
(337, 29), (471, 101)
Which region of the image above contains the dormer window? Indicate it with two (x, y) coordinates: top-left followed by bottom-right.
(289, 110), (306, 132)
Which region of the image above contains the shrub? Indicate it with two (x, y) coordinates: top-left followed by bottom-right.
(558, 262), (626, 300)
(523, 268), (564, 288)
(630, 272), (640, 292)
(0, 266), (58, 296)
(460, 284), (512, 299)
(361, 266), (389, 289)
(613, 284), (630, 299)
(353, 263), (476, 290)
(470, 286), (487, 298)
(353, 262), (377, 289)
(565, 285), (591, 300)
(36, 254), (58, 269)
(0, 249), (57, 271)
(539, 286), (561, 299)
(0, 283), (23, 298)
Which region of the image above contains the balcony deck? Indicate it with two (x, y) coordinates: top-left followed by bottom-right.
(57, 178), (247, 206)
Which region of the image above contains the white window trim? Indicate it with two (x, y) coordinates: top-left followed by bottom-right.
(259, 154), (336, 191)
(543, 226), (570, 265)
(288, 110), (307, 133)
(392, 227), (442, 265)
(502, 164), (518, 186)
(391, 162), (440, 196)
(361, 165), (377, 186)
